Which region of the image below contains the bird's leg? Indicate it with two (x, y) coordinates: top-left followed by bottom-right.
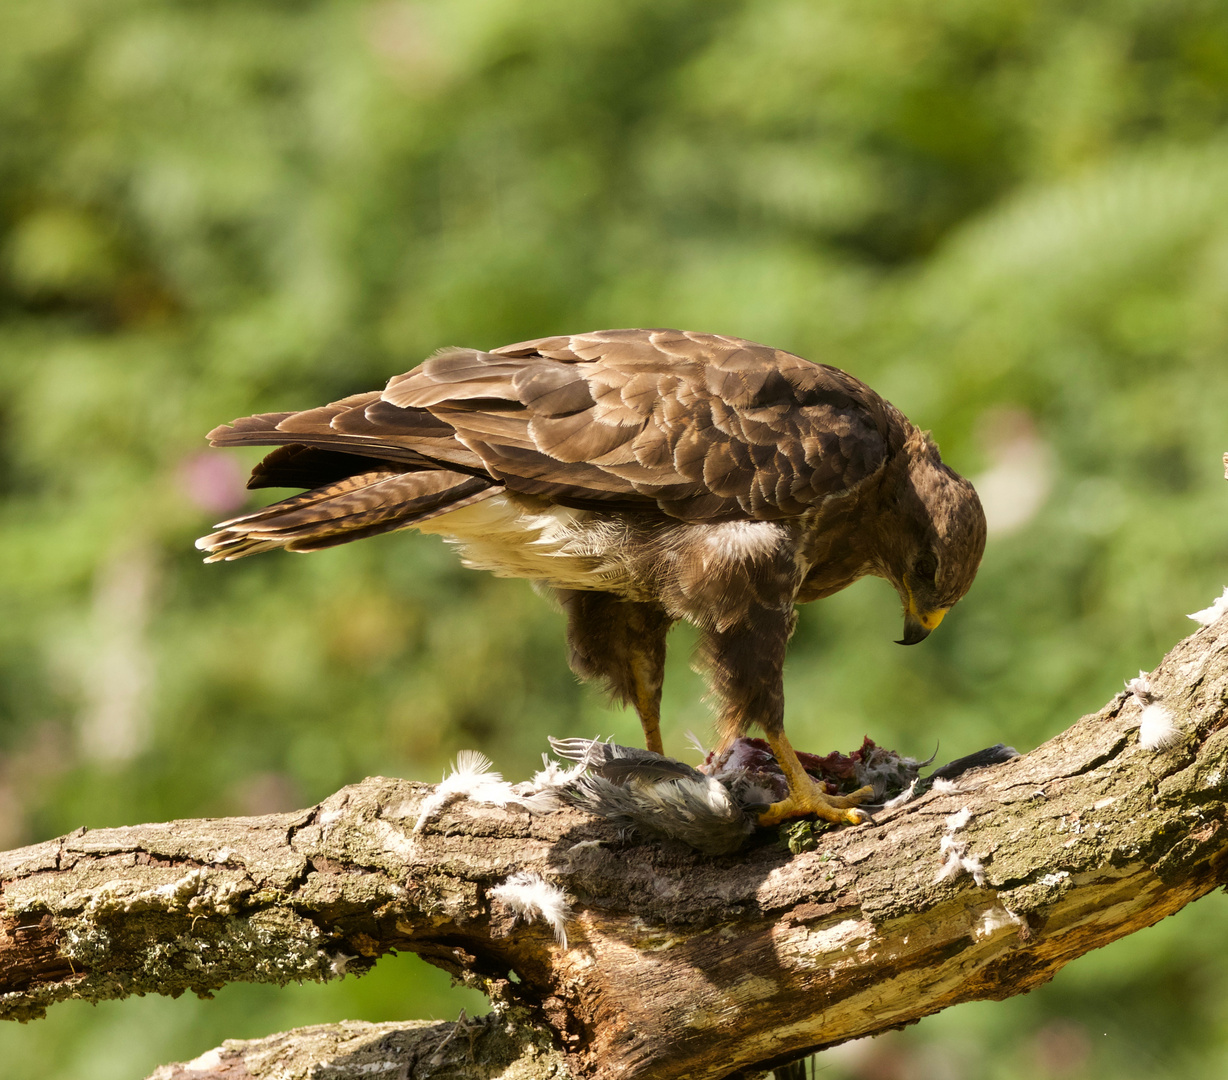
(557, 590), (672, 755)
(630, 651), (665, 756)
(756, 729), (873, 826)
(699, 603), (871, 827)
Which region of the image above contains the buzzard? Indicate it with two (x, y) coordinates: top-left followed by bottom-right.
(197, 329), (986, 827)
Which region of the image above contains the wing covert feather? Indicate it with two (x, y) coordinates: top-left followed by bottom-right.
(447, 329), (897, 519)
(213, 329), (900, 523)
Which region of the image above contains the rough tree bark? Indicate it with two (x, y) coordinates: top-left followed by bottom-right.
(3, 610), (1228, 1079)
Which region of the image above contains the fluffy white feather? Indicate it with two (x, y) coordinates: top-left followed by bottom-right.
(1188, 586), (1228, 627)
(935, 835), (986, 886)
(1138, 702), (1181, 751)
(322, 948), (358, 978)
(684, 731), (709, 758)
(698, 520), (788, 566)
(1123, 668), (1183, 750)
(975, 905), (1024, 939)
(414, 751), (553, 833)
(945, 807), (972, 831)
(935, 808), (985, 886)
(528, 755), (588, 793)
(882, 779), (920, 810)
(489, 871), (572, 947)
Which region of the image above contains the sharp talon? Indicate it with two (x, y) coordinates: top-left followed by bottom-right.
(758, 782), (874, 827)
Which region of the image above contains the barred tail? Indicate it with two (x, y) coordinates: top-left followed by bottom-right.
(195, 467), (497, 562)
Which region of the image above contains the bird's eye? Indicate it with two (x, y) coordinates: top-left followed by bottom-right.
(913, 552), (939, 584)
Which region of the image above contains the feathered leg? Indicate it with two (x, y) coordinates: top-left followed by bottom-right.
(699, 604), (872, 826)
(557, 591), (672, 755)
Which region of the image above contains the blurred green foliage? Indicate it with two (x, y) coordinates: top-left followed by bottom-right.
(2, 1), (1228, 1077)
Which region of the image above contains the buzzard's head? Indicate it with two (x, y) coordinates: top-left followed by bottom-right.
(880, 432), (987, 646)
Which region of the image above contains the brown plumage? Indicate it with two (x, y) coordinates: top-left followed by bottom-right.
(198, 328), (987, 826)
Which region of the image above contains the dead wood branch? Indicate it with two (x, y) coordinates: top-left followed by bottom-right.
(145, 1014), (568, 1080)
(4, 616), (1228, 1080)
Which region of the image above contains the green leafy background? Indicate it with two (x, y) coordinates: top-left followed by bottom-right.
(3, 1), (1228, 1077)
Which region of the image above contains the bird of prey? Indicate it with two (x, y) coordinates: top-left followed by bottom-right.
(197, 328), (986, 827)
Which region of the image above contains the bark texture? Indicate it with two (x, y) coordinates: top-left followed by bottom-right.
(3, 616), (1228, 1080)
(145, 1013), (569, 1080)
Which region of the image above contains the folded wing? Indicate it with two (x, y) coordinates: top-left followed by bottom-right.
(196, 328), (898, 560)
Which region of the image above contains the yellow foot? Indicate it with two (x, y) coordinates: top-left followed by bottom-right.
(758, 782), (875, 827)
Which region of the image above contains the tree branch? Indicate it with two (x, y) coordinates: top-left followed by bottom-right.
(3, 615), (1228, 1080)
(144, 1014), (570, 1080)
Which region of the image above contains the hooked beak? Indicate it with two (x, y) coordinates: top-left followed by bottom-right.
(896, 601), (948, 646)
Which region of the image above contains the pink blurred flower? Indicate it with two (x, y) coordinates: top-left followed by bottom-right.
(177, 451), (248, 515)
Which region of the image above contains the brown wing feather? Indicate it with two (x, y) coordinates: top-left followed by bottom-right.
(206, 393), (487, 474)
(362, 328), (900, 521)
(494, 329), (897, 519)
(205, 329), (902, 535)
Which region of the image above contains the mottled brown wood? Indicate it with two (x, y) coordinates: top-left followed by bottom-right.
(146, 1015), (567, 1080)
(4, 615), (1228, 1080)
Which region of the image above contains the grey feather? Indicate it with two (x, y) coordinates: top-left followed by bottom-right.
(549, 737), (758, 855)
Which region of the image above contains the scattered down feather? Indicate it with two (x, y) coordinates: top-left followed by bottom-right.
(488, 871), (572, 947)
(1124, 671), (1183, 751)
(1188, 586), (1228, 627)
(412, 750), (554, 834)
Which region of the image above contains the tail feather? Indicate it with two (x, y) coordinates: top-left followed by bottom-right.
(207, 405), (483, 472)
(196, 468), (497, 562)
(198, 387), (501, 561)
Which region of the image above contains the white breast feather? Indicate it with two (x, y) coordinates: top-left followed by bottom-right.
(417, 493), (631, 590)
(698, 520), (786, 567)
